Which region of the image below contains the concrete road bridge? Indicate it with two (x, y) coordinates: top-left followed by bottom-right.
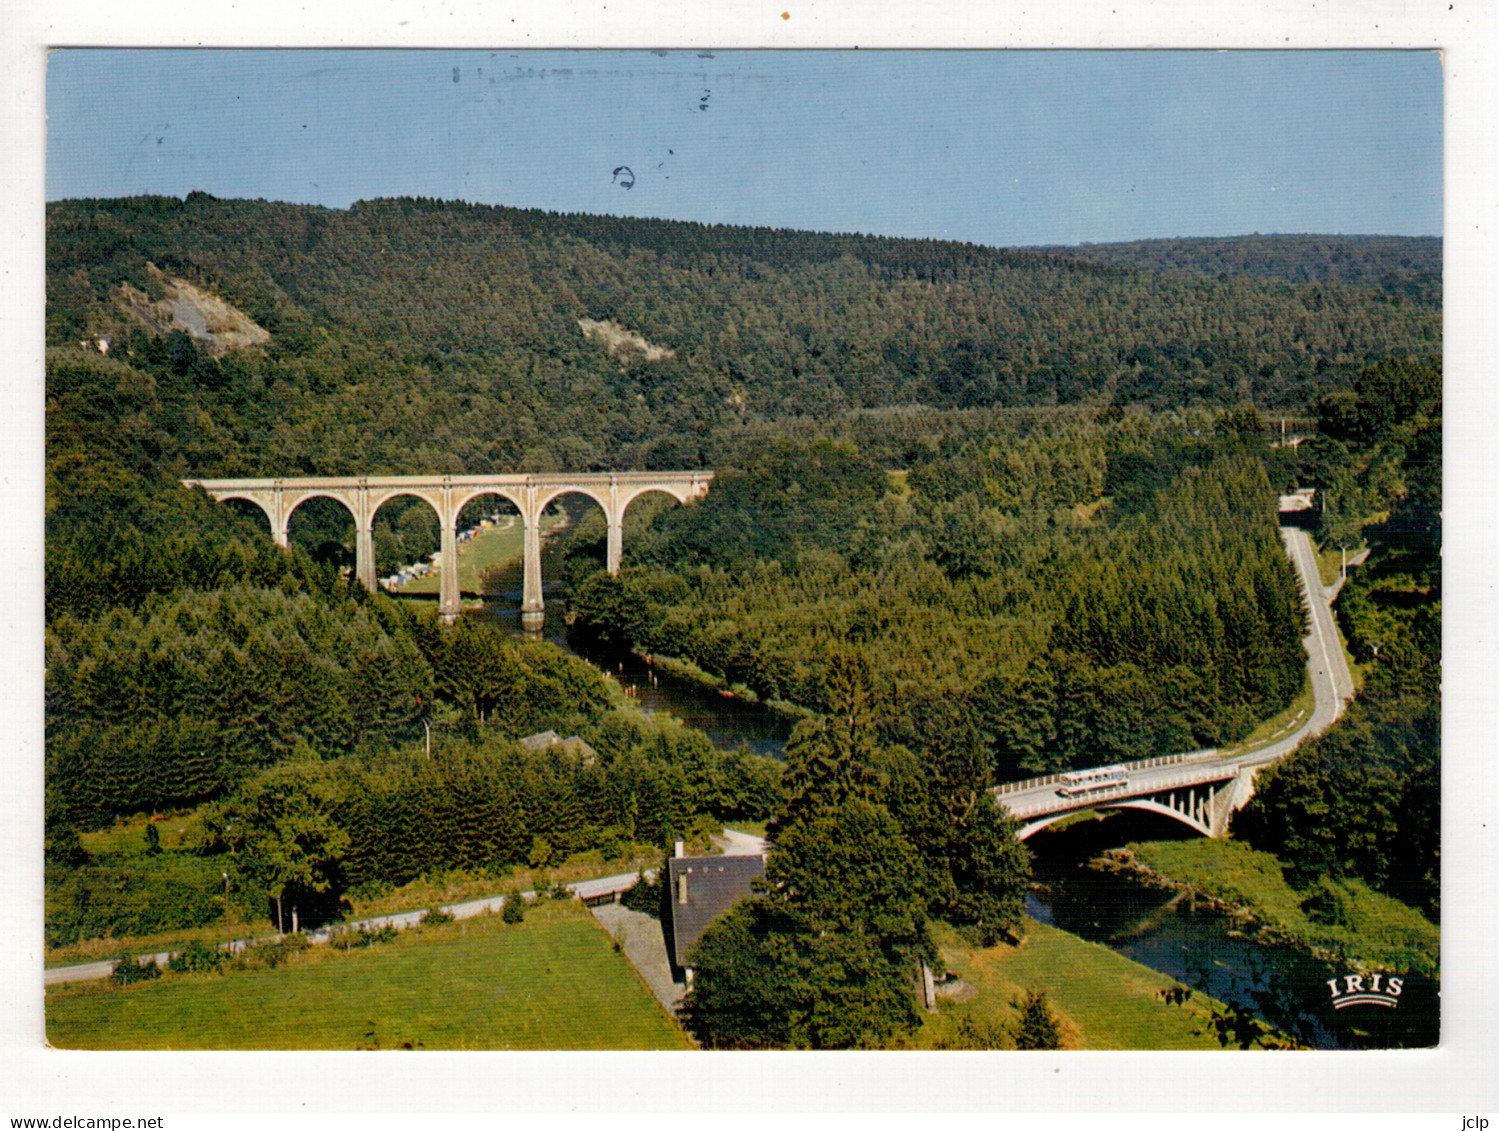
(994, 525), (1353, 840)
(182, 471), (713, 626)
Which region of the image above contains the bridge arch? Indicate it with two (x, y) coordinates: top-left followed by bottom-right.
(619, 481), (700, 515)
(618, 483), (697, 528)
(213, 491), (276, 536)
(1100, 797), (1215, 839)
(1015, 798), (1216, 842)
(283, 489), (358, 529)
(368, 490), (446, 594)
(532, 484), (610, 518)
(450, 486), (527, 520)
(369, 486), (448, 522)
(282, 491), (360, 572)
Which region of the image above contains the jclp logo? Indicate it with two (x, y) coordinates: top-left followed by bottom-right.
(1326, 971), (1403, 1009)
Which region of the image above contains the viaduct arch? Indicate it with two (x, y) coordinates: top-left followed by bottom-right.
(182, 471), (713, 627)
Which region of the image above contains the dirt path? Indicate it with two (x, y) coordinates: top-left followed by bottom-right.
(589, 903), (685, 1016)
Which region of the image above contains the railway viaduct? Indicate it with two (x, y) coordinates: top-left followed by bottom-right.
(181, 471), (713, 627)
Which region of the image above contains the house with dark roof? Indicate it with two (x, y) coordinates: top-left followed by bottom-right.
(661, 844), (767, 986)
(518, 730), (598, 764)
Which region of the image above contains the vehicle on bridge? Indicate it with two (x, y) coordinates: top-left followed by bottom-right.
(1058, 765), (1129, 797)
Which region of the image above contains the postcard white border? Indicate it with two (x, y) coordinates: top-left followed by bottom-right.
(3, 0), (1495, 1117)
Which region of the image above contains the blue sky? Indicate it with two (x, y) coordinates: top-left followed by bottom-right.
(48, 49), (1441, 248)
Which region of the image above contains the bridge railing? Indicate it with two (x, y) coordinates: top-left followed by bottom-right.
(999, 762), (1237, 819)
(991, 747), (1221, 797)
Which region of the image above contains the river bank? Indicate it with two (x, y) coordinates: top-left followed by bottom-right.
(603, 645), (814, 728)
(1097, 839), (1439, 977)
(916, 919), (1236, 1050)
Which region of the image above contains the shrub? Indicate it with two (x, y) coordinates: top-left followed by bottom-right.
(1012, 989), (1064, 1050)
(347, 878), (394, 903)
(932, 1014), (1011, 1050)
(684, 814), (724, 855)
(235, 933), (309, 969)
(501, 888), (526, 924)
(167, 939), (227, 974)
(45, 857), (229, 948)
(420, 908), (455, 927)
(619, 870), (661, 919)
(110, 953), (162, 985)
(332, 923), (399, 951)
(1300, 876), (1357, 928)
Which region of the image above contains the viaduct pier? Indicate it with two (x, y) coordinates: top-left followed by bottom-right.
(182, 471), (714, 627)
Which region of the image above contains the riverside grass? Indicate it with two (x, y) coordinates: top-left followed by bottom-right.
(1127, 838), (1438, 975)
(397, 511), (565, 597)
(918, 920), (1227, 1050)
(46, 901), (690, 1050)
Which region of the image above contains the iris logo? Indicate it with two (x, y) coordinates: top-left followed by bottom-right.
(1326, 972), (1403, 1009)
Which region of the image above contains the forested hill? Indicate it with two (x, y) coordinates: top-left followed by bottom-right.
(47, 195), (1438, 477)
(1028, 234), (1440, 301)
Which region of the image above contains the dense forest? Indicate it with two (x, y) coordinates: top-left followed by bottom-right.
(44, 196), (1439, 1044)
(567, 422), (1306, 774)
(47, 195), (1437, 479)
(1030, 234), (1440, 303)
(680, 651), (1032, 1048)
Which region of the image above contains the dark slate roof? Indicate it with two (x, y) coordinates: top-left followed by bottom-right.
(663, 853), (767, 971)
(518, 731), (598, 763)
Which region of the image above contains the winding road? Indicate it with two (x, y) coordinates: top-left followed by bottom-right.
(995, 523), (1354, 826)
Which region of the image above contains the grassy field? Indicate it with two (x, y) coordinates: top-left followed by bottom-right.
(912, 920), (1227, 1050)
(397, 512), (566, 596)
(46, 901), (690, 1050)
(78, 809), (207, 856)
(1128, 839), (1438, 975)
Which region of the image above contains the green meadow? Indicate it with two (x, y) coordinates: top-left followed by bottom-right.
(46, 901), (690, 1050)
(916, 920), (1229, 1050)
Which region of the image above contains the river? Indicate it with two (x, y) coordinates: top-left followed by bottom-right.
(1023, 812), (1438, 1049)
(464, 565), (796, 757)
(461, 558), (1436, 1050)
